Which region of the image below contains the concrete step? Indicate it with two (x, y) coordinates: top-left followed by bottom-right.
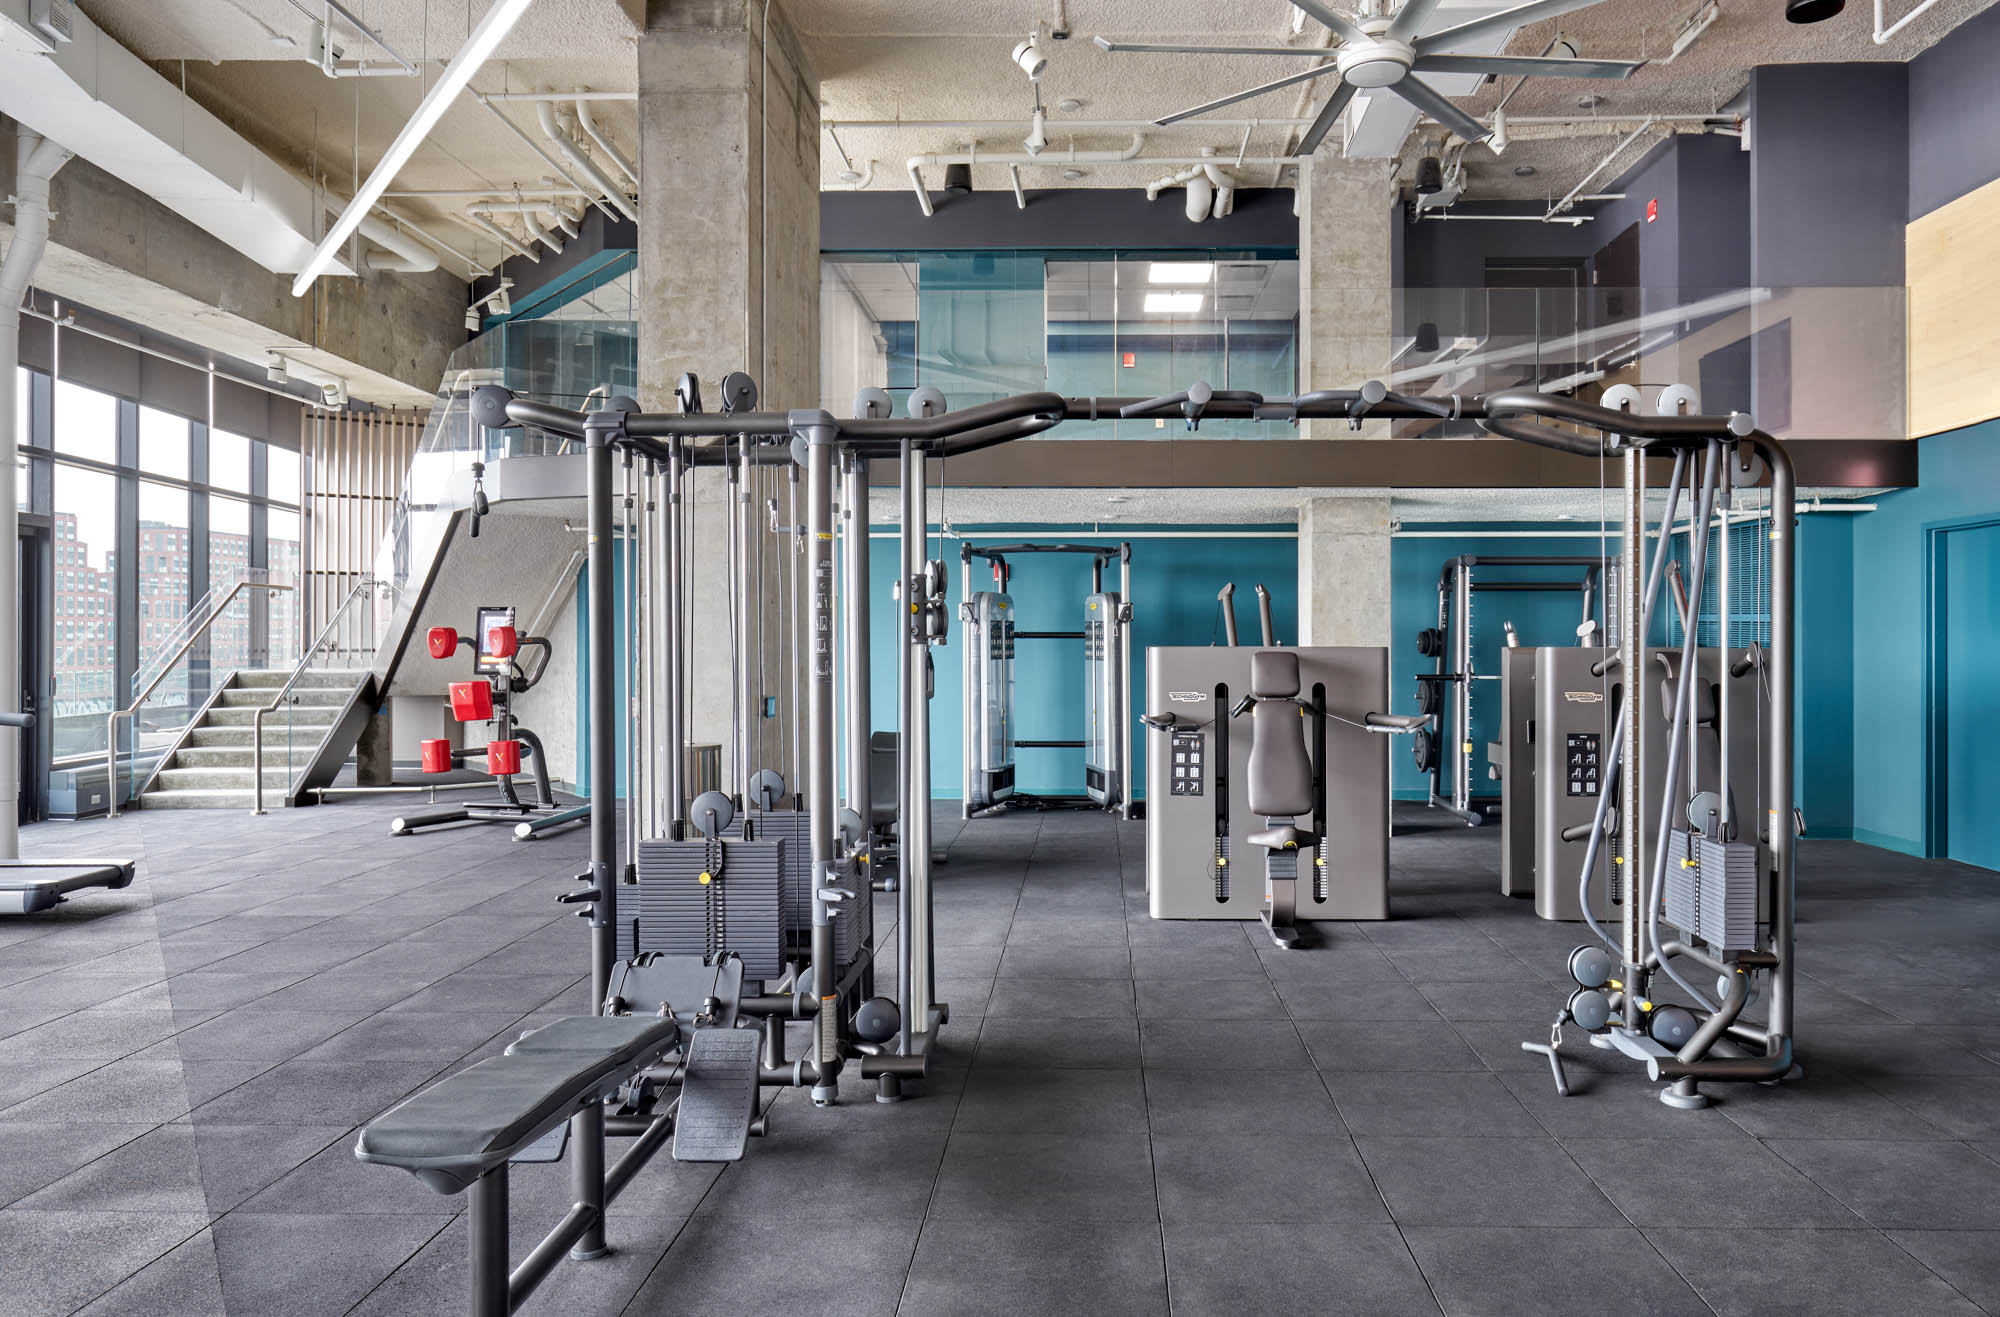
(214, 686), (352, 709)
(233, 669), (370, 689)
(186, 726), (329, 749)
(172, 745), (318, 769)
(138, 787), (266, 809)
(204, 706), (339, 729)
(151, 765), (299, 791)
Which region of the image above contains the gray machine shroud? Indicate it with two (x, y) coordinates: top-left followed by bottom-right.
(1146, 646), (1390, 922)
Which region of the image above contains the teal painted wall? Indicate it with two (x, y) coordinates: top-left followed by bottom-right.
(869, 525), (1298, 799)
(1388, 530), (1605, 801)
(1796, 514), (1855, 839)
(1851, 421), (2000, 858)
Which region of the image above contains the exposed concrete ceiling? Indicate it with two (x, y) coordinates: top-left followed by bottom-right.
(73, 0), (2000, 266)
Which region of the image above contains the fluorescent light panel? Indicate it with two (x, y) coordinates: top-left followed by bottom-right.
(1143, 291), (1204, 313)
(1148, 262), (1213, 285)
(291, 0), (535, 296)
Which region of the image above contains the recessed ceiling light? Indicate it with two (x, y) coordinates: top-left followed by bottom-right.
(1148, 261), (1212, 285)
(1106, 494), (1131, 504)
(1513, 164), (1537, 177)
(1143, 291), (1204, 313)
(837, 169), (863, 183)
(1556, 512), (1576, 520)
(1062, 168), (1087, 181)
(1057, 97), (1085, 113)
(1576, 93), (1603, 109)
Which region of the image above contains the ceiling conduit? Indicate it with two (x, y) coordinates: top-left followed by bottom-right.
(536, 102), (637, 221)
(906, 135), (1146, 215)
(574, 99), (638, 191)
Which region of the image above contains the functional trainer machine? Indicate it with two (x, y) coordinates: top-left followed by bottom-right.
(1416, 555), (1599, 826)
(960, 541), (1134, 817)
(355, 375), (1798, 1313)
(390, 607), (586, 840)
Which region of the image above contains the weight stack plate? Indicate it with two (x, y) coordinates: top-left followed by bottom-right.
(623, 838), (786, 978)
(1664, 830), (1760, 951)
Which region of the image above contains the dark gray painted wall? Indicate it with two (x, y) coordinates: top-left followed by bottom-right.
(821, 187), (1299, 252)
(1750, 63), (1909, 288)
(1908, 2), (2000, 220)
(1398, 200), (1596, 289)
(1673, 134), (1752, 295)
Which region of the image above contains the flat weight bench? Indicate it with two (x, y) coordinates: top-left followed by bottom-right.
(356, 1015), (685, 1317)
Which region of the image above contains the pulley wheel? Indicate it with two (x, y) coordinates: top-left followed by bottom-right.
(1567, 944), (1614, 989)
(1649, 1004), (1700, 1050)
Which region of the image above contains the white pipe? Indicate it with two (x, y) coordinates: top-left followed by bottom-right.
(1547, 117), (1659, 219)
(0, 125), (72, 858)
(482, 90), (638, 103)
(1184, 172), (1213, 222)
(1008, 163), (1026, 209)
(907, 136), (1147, 214)
(575, 99), (639, 191)
(836, 117), (1315, 130)
(1876, 0), (1947, 43)
(474, 94), (617, 221)
(352, 212), (440, 272)
(536, 103), (638, 221)
(464, 210), (539, 263)
(1420, 213), (1593, 225)
(906, 160), (935, 217)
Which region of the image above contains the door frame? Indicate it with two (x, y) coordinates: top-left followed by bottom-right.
(18, 515), (53, 825)
(1923, 513), (2000, 860)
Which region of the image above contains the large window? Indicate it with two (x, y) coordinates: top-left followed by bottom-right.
(18, 370), (305, 766)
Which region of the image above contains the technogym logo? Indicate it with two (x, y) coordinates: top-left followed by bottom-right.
(1167, 690), (1208, 704)
(1563, 690), (1605, 704)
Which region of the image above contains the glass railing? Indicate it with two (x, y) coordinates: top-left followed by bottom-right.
(105, 576), (297, 814)
(257, 575), (395, 813)
(819, 281), (1908, 442)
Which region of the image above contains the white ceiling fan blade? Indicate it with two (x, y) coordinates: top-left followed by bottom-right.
(1095, 37), (1345, 57)
(1289, 0), (1370, 44)
(1415, 0), (1618, 55)
(1412, 53), (1644, 79)
(1385, 0), (1446, 43)
(1390, 77), (1492, 143)
(1293, 81), (1359, 157)
(1154, 64), (1342, 127)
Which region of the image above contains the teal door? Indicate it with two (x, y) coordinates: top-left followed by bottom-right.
(1943, 522), (2000, 870)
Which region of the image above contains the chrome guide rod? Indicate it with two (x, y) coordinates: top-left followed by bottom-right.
(842, 452), (873, 827)
(799, 412), (842, 1104)
(1619, 441), (1649, 1011)
(666, 447), (687, 828)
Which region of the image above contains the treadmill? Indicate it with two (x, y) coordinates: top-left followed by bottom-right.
(0, 713), (136, 915)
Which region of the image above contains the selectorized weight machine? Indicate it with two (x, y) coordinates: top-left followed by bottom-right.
(960, 542), (1134, 818)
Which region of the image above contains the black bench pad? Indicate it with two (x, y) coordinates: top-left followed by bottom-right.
(356, 1017), (680, 1194)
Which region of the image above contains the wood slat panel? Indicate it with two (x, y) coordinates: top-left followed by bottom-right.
(1909, 174), (2000, 438)
(300, 408), (423, 640)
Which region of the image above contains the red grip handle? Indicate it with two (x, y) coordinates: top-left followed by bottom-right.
(427, 627), (458, 660)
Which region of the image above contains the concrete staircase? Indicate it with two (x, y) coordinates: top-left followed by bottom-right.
(137, 669), (372, 809)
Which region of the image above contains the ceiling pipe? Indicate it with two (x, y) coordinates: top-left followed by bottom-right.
(536, 102), (638, 221)
(472, 92), (620, 221)
(906, 135), (1147, 215)
(464, 210), (540, 263)
(0, 124), (72, 861)
(575, 99), (639, 191)
(1008, 163), (1026, 209)
(352, 212), (442, 272)
(830, 117), (1315, 130)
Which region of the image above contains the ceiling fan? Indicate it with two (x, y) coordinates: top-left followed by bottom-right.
(1095, 0), (1646, 157)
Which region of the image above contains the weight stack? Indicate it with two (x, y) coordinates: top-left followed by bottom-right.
(1664, 830), (1760, 951)
(621, 838), (786, 978)
(726, 810), (872, 974)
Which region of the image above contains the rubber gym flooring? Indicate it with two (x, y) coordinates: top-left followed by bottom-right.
(3, 798), (2000, 1315)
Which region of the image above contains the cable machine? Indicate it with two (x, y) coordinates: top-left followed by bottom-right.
(959, 542), (1134, 818)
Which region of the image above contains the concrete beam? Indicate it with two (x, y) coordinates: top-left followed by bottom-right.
(0, 118), (464, 409)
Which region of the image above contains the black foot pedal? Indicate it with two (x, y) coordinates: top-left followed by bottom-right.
(673, 1028), (761, 1163)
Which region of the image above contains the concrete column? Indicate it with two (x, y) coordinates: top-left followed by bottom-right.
(1296, 493), (1392, 648)
(1297, 156), (1396, 438)
(638, 0), (819, 798)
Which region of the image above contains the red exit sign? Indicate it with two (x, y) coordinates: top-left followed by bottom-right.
(1646, 197), (1660, 223)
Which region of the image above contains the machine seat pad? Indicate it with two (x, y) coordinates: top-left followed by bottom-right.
(356, 1017), (680, 1194)
(1248, 825), (1316, 850)
(504, 1015), (682, 1063)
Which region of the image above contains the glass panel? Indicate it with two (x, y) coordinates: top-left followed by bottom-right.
(268, 508), (301, 665)
(133, 482), (196, 758)
(53, 380), (116, 463)
(210, 495), (252, 674)
(267, 445), (301, 507)
(138, 406), (190, 479)
(210, 428), (251, 492)
(914, 253), (1046, 411)
(53, 463), (117, 760)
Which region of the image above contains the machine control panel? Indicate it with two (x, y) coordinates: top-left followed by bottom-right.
(1566, 732), (1601, 798)
(1170, 729), (1205, 796)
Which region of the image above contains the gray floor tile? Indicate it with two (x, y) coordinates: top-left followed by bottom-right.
(625, 1216), (914, 1317)
(929, 1131), (1157, 1221)
(1136, 976), (1288, 1020)
(1885, 1229), (2000, 1313)
(1145, 1068), (1342, 1136)
(1296, 1020), (1488, 1072)
(985, 976), (1135, 1019)
(1140, 1018), (1313, 1069)
(170, 1009), (370, 1061)
(1847, 1073), (2000, 1139)
(956, 1067), (1147, 1135)
(70, 1224), (226, 1317)
(998, 941), (1130, 978)
(19, 1122), (346, 1216)
(1402, 1226), (1711, 1317)
(1645, 1226), (1984, 1316)
(1563, 1136), (1864, 1227)
(1497, 1069), (1756, 1139)
(0, 1209), (208, 1317)
(206, 1210), (454, 1316)
(1326, 1071), (1542, 1137)
(1152, 1131), (1388, 1224)
(1273, 976), (1443, 1021)
(1356, 1136), (1615, 1226)
(975, 1017), (1140, 1068)
(1764, 1138), (2000, 1229)
(0, 1122), (156, 1209)
(900, 1217), (1167, 1317)
(1716, 1069), (1952, 1140)
(1162, 1220), (1437, 1317)
(1130, 942), (1267, 979)
(186, 1058), (448, 1127)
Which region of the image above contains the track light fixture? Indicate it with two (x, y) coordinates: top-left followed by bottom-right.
(1012, 33), (1047, 81)
(265, 353), (289, 385)
(943, 163), (973, 194)
(1414, 154), (1445, 195)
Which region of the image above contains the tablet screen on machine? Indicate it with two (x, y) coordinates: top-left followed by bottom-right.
(475, 605), (517, 676)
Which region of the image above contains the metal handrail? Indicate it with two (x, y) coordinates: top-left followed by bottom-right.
(105, 579), (294, 818)
(252, 577), (384, 816)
